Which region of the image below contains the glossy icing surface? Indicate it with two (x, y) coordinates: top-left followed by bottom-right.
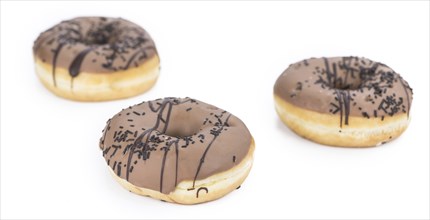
(33, 17), (158, 86)
(274, 57), (413, 127)
(99, 97), (252, 194)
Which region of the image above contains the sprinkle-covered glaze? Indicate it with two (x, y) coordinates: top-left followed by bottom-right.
(33, 17), (158, 86)
(99, 97), (252, 195)
(274, 57), (413, 127)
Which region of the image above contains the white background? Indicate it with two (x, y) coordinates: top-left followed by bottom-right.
(1, 1), (429, 219)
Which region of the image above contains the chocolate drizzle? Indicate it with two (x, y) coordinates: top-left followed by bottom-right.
(33, 17), (158, 88)
(69, 47), (94, 77)
(274, 57), (413, 127)
(68, 47), (94, 88)
(51, 43), (64, 87)
(193, 114), (231, 188)
(333, 90), (351, 127)
(100, 97), (252, 194)
(196, 187), (209, 198)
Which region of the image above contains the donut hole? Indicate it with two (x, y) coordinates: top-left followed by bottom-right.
(330, 59), (379, 91)
(84, 33), (111, 45)
(331, 72), (366, 91)
(161, 108), (205, 138)
(83, 26), (117, 45)
(88, 36), (109, 45)
(332, 79), (362, 90)
(163, 126), (201, 138)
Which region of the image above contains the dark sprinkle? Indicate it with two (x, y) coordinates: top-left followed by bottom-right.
(362, 112), (370, 119)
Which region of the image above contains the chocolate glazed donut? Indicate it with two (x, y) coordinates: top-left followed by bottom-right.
(33, 17), (160, 101)
(274, 57), (413, 147)
(99, 97), (255, 204)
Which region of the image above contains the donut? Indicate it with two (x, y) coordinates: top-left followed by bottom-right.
(274, 57), (413, 147)
(99, 97), (255, 204)
(33, 17), (159, 101)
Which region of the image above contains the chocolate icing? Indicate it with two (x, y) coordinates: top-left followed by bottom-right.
(274, 57), (413, 127)
(33, 17), (158, 86)
(99, 97), (253, 194)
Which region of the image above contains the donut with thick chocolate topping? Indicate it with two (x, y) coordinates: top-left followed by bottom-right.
(99, 97), (255, 204)
(274, 57), (413, 147)
(33, 17), (159, 101)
